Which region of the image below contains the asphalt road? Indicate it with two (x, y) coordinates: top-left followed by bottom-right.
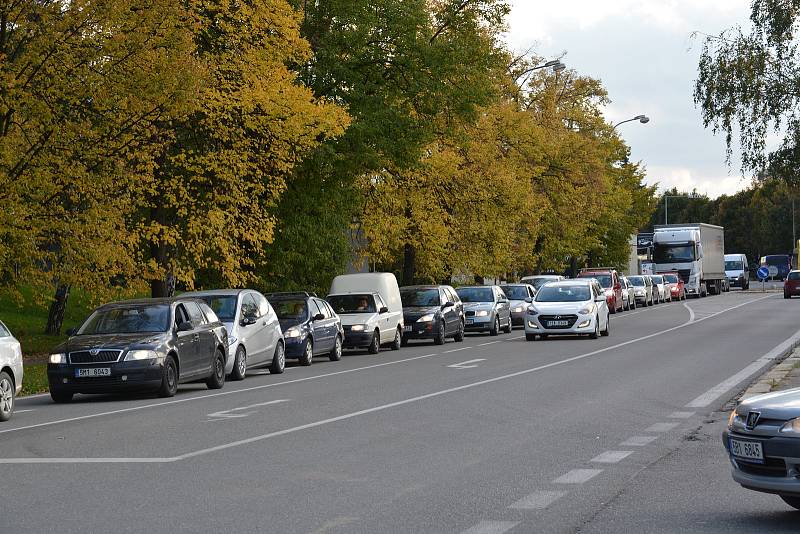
(3, 291), (799, 533)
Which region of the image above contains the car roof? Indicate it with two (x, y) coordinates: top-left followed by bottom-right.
(97, 297), (200, 309)
(545, 279), (593, 287)
(327, 291), (380, 296)
(182, 289), (247, 297)
(456, 285), (496, 289)
(501, 283), (530, 287)
(400, 285), (445, 290)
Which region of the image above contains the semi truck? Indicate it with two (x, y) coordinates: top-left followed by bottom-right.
(652, 224), (725, 297)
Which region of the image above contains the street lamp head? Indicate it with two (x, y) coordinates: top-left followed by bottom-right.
(637, 115), (650, 124)
(543, 60), (560, 68)
(552, 61), (567, 73)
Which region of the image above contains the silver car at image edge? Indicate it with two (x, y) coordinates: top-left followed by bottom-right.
(0, 319), (23, 421)
(723, 388), (800, 510)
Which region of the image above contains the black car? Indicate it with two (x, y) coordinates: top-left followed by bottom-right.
(267, 292), (344, 365)
(47, 298), (228, 403)
(399, 285), (464, 345)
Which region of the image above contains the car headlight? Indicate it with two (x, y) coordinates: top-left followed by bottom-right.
(416, 314), (435, 322)
(475, 310), (489, 317)
(527, 306), (538, 315)
(780, 418), (800, 435)
(284, 327), (301, 338)
(49, 353), (66, 364)
(512, 306), (524, 313)
(727, 410), (744, 429)
(227, 335), (238, 346)
(350, 324), (365, 331)
(578, 303), (596, 315)
(124, 350), (158, 361)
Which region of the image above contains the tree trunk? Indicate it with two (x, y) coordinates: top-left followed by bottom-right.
(402, 242), (416, 286)
(45, 284), (70, 335)
(149, 201), (175, 298)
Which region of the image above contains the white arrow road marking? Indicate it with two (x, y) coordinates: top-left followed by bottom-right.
(447, 359), (486, 369)
(207, 399), (290, 420)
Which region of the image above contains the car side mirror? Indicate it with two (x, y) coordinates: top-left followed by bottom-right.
(177, 321), (194, 332)
(66, 328), (77, 336)
(313, 313), (325, 321)
(442, 301), (454, 309)
(240, 316), (257, 327)
(524, 297), (533, 303)
(379, 306), (389, 314)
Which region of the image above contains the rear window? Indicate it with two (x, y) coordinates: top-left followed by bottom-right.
(788, 272), (800, 281)
(500, 285), (529, 300)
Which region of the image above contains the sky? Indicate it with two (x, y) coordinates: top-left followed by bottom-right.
(505, 0), (753, 198)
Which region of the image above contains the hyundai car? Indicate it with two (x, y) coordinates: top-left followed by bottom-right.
(525, 279), (609, 340)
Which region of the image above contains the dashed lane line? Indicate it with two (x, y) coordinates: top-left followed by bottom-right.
(508, 490), (568, 510)
(590, 451), (634, 464)
(620, 436), (658, 447)
(460, 521), (520, 534)
(553, 469), (603, 484)
(644, 422), (680, 433)
(668, 411), (695, 419)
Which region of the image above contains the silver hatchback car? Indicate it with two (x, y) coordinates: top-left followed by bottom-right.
(0, 320), (23, 422)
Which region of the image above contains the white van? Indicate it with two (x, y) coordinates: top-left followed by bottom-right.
(327, 273), (404, 353)
(724, 253), (749, 289)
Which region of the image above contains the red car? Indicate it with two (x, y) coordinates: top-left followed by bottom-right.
(785, 270), (800, 299)
(578, 268), (623, 313)
(663, 272), (686, 301)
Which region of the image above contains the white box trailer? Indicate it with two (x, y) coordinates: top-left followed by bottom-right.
(652, 223), (725, 297)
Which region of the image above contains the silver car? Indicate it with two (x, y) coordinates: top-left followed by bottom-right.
(184, 289), (285, 379)
(524, 279), (609, 340)
(627, 275), (654, 307)
(650, 274), (670, 303)
(520, 274), (565, 292)
(0, 320), (23, 422)
(456, 286), (512, 336)
(500, 283), (537, 327)
(724, 388), (800, 510)
(620, 276), (637, 311)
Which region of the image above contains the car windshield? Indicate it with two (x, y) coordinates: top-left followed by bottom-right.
(628, 276), (645, 286)
(526, 277), (556, 290)
(456, 287), (494, 303)
(765, 255), (790, 266)
(535, 285), (591, 302)
(273, 299), (309, 320)
(653, 243), (695, 263)
(725, 261), (744, 271)
(500, 286), (529, 300)
(400, 289), (440, 307)
(788, 272), (800, 281)
(664, 275), (679, 283)
(581, 274), (611, 288)
(197, 295), (237, 322)
(328, 294), (376, 314)
(77, 304), (170, 335)
(652, 276), (664, 284)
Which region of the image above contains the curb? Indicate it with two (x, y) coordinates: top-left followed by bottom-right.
(740, 346), (800, 400)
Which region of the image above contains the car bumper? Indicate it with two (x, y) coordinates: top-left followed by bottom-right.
(47, 361), (164, 394)
(785, 286), (800, 296)
(343, 331), (373, 348)
(523, 315), (596, 336)
(633, 292), (648, 303)
(729, 278), (747, 288)
(510, 311), (526, 325)
(283, 336), (307, 357)
(403, 322), (437, 339)
(464, 316), (492, 332)
(723, 430), (800, 495)
(670, 287), (682, 297)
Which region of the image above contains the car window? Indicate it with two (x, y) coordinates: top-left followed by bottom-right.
(312, 299), (329, 318)
(197, 302), (220, 323)
(788, 272), (800, 281)
(273, 299), (308, 320)
(500, 285), (529, 300)
(0, 321), (10, 337)
(175, 305), (189, 327)
(536, 285), (591, 302)
(375, 294), (387, 310)
(400, 288), (441, 307)
(446, 287), (459, 303)
(241, 294), (259, 319)
(253, 293), (271, 318)
(439, 289), (448, 306)
(328, 294), (377, 314)
(184, 301), (207, 325)
(456, 287), (494, 303)
(197, 295), (237, 322)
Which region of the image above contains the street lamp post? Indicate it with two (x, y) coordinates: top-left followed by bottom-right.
(613, 115), (650, 129)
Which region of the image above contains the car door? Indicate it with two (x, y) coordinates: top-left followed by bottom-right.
(174, 304), (200, 377)
(253, 292), (279, 364)
(309, 299), (332, 353)
(184, 301), (215, 375)
(447, 287), (464, 326)
(495, 286), (510, 325)
(239, 293), (267, 364)
(374, 293), (392, 343)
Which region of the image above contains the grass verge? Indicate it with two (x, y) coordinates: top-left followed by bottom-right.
(20, 364), (49, 397)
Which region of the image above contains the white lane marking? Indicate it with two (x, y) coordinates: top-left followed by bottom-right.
(509, 490), (567, 510)
(460, 521), (520, 534)
(447, 359), (486, 369)
(207, 399), (289, 420)
(683, 302), (696, 323)
(0, 352), (439, 436)
(620, 436), (658, 447)
(553, 469), (603, 484)
(0, 457), (174, 464)
(644, 422), (680, 433)
(668, 411), (695, 419)
(590, 450), (633, 464)
(686, 326), (800, 408)
(14, 409), (34, 414)
(478, 341), (503, 346)
(444, 347), (472, 353)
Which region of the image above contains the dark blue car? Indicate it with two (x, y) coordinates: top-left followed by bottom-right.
(266, 292), (344, 366)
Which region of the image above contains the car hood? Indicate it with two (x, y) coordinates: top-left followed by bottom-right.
(508, 300), (528, 309)
(403, 306), (440, 319)
(463, 302), (494, 311)
(339, 313), (378, 326)
(278, 319), (303, 332)
(55, 333), (167, 353)
(530, 301), (589, 314)
(725, 270), (745, 277)
(737, 388), (800, 421)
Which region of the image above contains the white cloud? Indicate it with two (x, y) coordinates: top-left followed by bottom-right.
(647, 165), (752, 198)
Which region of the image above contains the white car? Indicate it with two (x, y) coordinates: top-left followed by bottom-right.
(651, 275), (671, 303)
(0, 320), (23, 422)
(184, 289), (285, 379)
(524, 279), (610, 340)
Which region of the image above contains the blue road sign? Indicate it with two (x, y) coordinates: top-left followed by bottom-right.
(757, 266), (770, 281)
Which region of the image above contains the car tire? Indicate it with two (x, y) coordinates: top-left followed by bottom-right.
(589, 317), (599, 339)
(601, 315), (610, 337)
(434, 321), (446, 345)
(299, 338), (313, 366)
(50, 388), (73, 404)
(503, 316), (512, 334)
(205, 349), (226, 390)
(368, 330), (380, 354)
(0, 371), (15, 422)
(525, 333), (536, 341)
(781, 495), (800, 510)
(454, 320), (465, 342)
(270, 342), (285, 374)
(631, 299), (636, 310)
(391, 327), (402, 350)
(329, 335), (343, 361)
(489, 316), (499, 336)
(231, 346), (247, 381)
(157, 355), (179, 398)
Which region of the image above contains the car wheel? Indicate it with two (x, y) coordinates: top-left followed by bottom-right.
(454, 320), (465, 342)
(503, 316), (512, 334)
(489, 316), (499, 336)
(50, 388), (73, 404)
(205, 349), (226, 390)
(270, 342), (285, 374)
(157, 355), (179, 398)
(781, 495), (800, 510)
(329, 335), (343, 361)
(434, 321), (446, 345)
(368, 329), (380, 354)
(391, 327), (402, 350)
(300, 338), (313, 366)
(631, 299), (636, 310)
(231, 345), (247, 381)
(589, 316), (599, 339)
(601, 314), (610, 337)
(0, 371), (15, 422)
(525, 333), (536, 341)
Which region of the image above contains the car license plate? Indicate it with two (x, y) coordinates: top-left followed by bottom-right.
(403, 325), (412, 332)
(75, 368), (111, 378)
(547, 320), (569, 327)
(466, 319), (474, 325)
(729, 438), (764, 463)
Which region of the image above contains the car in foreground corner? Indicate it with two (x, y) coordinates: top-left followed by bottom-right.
(524, 279), (609, 340)
(47, 298), (228, 402)
(785, 270), (800, 299)
(0, 320), (23, 422)
(723, 387), (800, 510)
